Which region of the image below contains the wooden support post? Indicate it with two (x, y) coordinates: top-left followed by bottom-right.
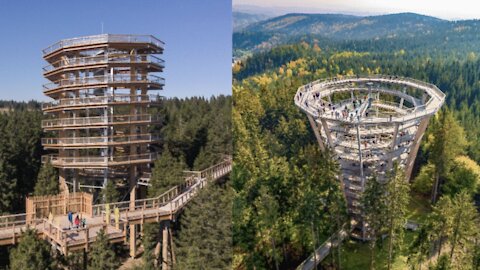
(169, 226), (176, 267)
(129, 224), (136, 258)
(85, 227), (89, 251)
(162, 223), (169, 270)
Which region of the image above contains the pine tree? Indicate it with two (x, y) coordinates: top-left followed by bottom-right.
(88, 229), (119, 270)
(149, 147), (188, 197)
(430, 109), (468, 203)
(385, 163), (410, 270)
(0, 158), (16, 214)
(176, 184), (232, 269)
(447, 191), (479, 263)
(100, 181), (119, 203)
(362, 175), (387, 269)
(254, 186), (281, 270)
(10, 228), (55, 270)
(408, 225), (432, 269)
(429, 195), (454, 259)
(33, 161), (58, 196)
(142, 223), (160, 270)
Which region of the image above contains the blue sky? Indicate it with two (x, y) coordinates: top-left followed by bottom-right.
(0, 0), (232, 101)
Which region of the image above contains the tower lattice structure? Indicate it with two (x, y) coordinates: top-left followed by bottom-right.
(295, 75), (444, 239)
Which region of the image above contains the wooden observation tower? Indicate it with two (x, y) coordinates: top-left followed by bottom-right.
(41, 34), (164, 203)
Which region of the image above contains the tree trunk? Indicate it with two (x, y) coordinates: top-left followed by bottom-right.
(271, 235), (280, 270)
(387, 219), (394, 270)
(431, 173), (440, 204)
(336, 214), (342, 270)
(370, 238), (376, 270)
(311, 222), (317, 269)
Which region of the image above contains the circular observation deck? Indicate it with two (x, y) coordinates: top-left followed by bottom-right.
(295, 75), (445, 124)
(295, 75), (445, 239)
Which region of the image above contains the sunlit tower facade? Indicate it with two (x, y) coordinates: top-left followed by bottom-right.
(41, 34), (164, 203)
(295, 75), (444, 239)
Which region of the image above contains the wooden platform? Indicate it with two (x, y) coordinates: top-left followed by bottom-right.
(0, 158), (231, 256)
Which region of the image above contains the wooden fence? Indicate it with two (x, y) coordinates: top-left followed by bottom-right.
(26, 193), (93, 223)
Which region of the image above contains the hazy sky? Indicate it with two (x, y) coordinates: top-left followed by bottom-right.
(0, 0), (231, 101)
(234, 0), (480, 20)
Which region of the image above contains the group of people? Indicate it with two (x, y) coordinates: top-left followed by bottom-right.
(67, 211), (87, 229)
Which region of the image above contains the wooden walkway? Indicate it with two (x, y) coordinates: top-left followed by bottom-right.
(0, 157), (232, 256)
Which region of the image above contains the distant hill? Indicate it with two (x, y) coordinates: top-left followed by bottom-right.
(234, 12), (480, 57)
(245, 13), (446, 38)
(233, 12), (271, 32)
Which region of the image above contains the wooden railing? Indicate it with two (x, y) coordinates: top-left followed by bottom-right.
(43, 34), (165, 55)
(0, 157), (232, 247)
(26, 193), (93, 222)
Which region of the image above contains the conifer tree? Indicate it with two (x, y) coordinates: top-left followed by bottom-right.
(88, 229), (119, 270)
(0, 158), (16, 214)
(176, 185), (232, 269)
(9, 228), (55, 270)
(149, 147), (188, 197)
(361, 175), (387, 269)
(385, 163), (410, 270)
(100, 180), (119, 203)
(430, 109), (467, 203)
(34, 161), (58, 196)
(447, 191), (479, 263)
(142, 222), (160, 270)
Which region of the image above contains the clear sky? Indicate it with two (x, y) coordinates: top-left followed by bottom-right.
(0, 0), (232, 101)
(234, 0), (480, 20)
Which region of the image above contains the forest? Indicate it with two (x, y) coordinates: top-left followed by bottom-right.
(0, 95), (232, 269)
(232, 30), (480, 269)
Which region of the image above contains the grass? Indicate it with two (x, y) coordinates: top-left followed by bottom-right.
(406, 191), (432, 225)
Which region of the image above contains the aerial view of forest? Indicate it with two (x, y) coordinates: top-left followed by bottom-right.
(233, 11), (480, 270)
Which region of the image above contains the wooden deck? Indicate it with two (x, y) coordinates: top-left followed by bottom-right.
(0, 158), (231, 256)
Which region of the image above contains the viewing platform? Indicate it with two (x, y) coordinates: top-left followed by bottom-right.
(43, 34), (164, 59)
(295, 75), (444, 240)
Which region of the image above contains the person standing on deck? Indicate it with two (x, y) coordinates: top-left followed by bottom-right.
(74, 214), (80, 229)
(67, 211), (73, 228)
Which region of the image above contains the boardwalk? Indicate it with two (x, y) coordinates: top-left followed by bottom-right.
(0, 157), (232, 255)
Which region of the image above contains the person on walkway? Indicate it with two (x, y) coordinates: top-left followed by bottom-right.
(67, 211), (73, 228)
(74, 214), (80, 229)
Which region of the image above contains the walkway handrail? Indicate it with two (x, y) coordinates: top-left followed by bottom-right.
(42, 94), (163, 110)
(43, 54), (164, 73)
(43, 74), (165, 91)
(42, 133), (160, 146)
(92, 157), (232, 216)
(41, 113), (160, 128)
(43, 34), (165, 55)
(42, 153), (157, 165)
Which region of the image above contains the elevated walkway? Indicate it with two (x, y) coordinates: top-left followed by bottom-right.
(0, 157), (232, 256)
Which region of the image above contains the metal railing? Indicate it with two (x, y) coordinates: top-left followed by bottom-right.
(43, 74), (165, 92)
(42, 134), (160, 146)
(41, 114), (160, 128)
(42, 94), (162, 110)
(43, 54), (164, 73)
(43, 34), (165, 55)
